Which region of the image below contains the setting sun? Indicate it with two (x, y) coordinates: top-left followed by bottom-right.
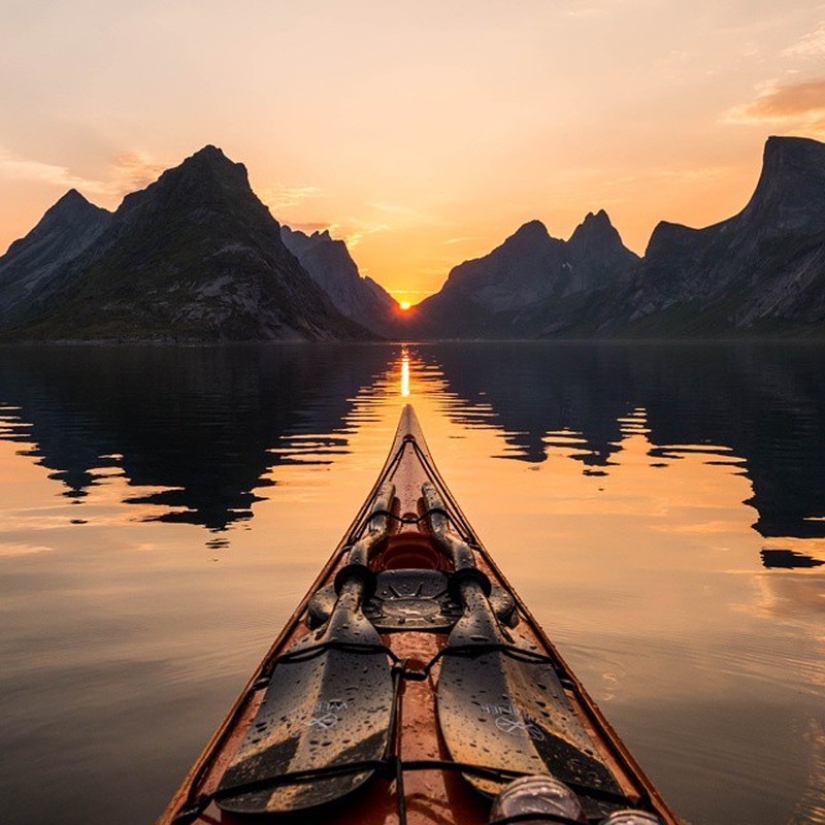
(399, 301), (412, 311)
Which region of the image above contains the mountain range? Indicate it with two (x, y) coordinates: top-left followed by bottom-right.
(399, 135), (825, 339)
(0, 147), (373, 342)
(403, 210), (639, 338)
(1, 136), (824, 341)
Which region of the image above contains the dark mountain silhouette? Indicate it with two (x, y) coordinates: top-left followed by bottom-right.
(404, 211), (638, 338)
(595, 136), (825, 336)
(3, 136), (825, 341)
(0, 147), (373, 342)
(405, 136), (825, 339)
(0, 189), (111, 326)
(280, 225), (399, 337)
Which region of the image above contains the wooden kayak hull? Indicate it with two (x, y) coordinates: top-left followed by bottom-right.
(158, 404), (681, 825)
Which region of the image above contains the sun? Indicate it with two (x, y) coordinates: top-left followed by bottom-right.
(399, 301), (412, 311)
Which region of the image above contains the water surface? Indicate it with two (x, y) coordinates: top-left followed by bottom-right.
(0, 342), (822, 824)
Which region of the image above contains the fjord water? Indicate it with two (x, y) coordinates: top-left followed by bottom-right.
(0, 342), (822, 825)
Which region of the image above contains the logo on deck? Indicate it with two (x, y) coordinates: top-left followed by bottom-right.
(287, 700), (348, 736)
(481, 702), (545, 741)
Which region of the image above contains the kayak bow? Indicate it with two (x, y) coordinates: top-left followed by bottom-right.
(159, 405), (680, 825)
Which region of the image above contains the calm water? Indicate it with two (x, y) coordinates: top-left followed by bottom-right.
(0, 342), (823, 825)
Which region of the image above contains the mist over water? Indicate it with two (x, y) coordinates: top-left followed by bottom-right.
(0, 342), (822, 825)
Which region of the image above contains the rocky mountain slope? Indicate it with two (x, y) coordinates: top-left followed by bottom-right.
(280, 226), (398, 337)
(594, 136), (825, 336)
(405, 210), (638, 337)
(0, 190), (111, 327)
(0, 147), (372, 342)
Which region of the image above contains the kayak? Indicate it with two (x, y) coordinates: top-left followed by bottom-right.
(158, 405), (680, 825)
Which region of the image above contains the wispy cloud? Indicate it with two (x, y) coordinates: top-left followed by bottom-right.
(344, 223), (391, 250)
(727, 78), (825, 136)
(284, 220), (333, 234)
(262, 184), (322, 210)
(0, 148), (99, 192)
(783, 22), (825, 58)
(0, 146), (168, 200)
(107, 152), (167, 195)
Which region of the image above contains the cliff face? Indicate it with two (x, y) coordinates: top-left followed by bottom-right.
(0, 147), (373, 342)
(281, 226), (399, 337)
(595, 136), (825, 336)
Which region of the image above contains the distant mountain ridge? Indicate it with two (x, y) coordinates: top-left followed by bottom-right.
(2, 135), (825, 341)
(280, 226), (399, 336)
(0, 146), (373, 342)
(405, 135), (825, 339)
(405, 210), (638, 338)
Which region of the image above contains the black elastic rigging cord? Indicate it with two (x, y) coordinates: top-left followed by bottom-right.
(172, 754), (632, 823)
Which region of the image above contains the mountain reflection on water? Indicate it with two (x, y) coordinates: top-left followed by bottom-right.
(0, 342), (824, 551)
(418, 342), (825, 544)
(0, 344), (394, 531)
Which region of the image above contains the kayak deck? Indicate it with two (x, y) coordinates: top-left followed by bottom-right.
(158, 405), (680, 825)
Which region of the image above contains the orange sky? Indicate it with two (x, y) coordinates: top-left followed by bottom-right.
(1, 2), (825, 305)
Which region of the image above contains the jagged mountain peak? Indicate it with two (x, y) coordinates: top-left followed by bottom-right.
(179, 144), (249, 182)
(41, 188), (106, 223)
(280, 224), (398, 336)
(116, 144), (263, 230)
(580, 208), (611, 227)
(162, 145), (249, 189)
(4, 188), (110, 262)
(54, 188), (90, 207)
(567, 209), (639, 275)
(568, 210), (619, 245)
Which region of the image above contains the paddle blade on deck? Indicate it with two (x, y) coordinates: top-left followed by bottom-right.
(216, 604), (394, 814)
(436, 587), (622, 799)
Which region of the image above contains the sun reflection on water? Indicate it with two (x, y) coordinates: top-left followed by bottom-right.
(400, 348), (410, 397)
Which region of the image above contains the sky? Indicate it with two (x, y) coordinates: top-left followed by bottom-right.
(1, 1), (824, 305)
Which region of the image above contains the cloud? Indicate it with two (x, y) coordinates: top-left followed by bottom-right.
(107, 152), (167, 195)
(783, 22), (825, 58)
(344, 224), (390, 249)
(284, 220), (333, 234)
(0, 148), (99, 191)
(262, 184), (322, 210)
(0, 146), (167, 200)
(726, 78), (825, 136)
